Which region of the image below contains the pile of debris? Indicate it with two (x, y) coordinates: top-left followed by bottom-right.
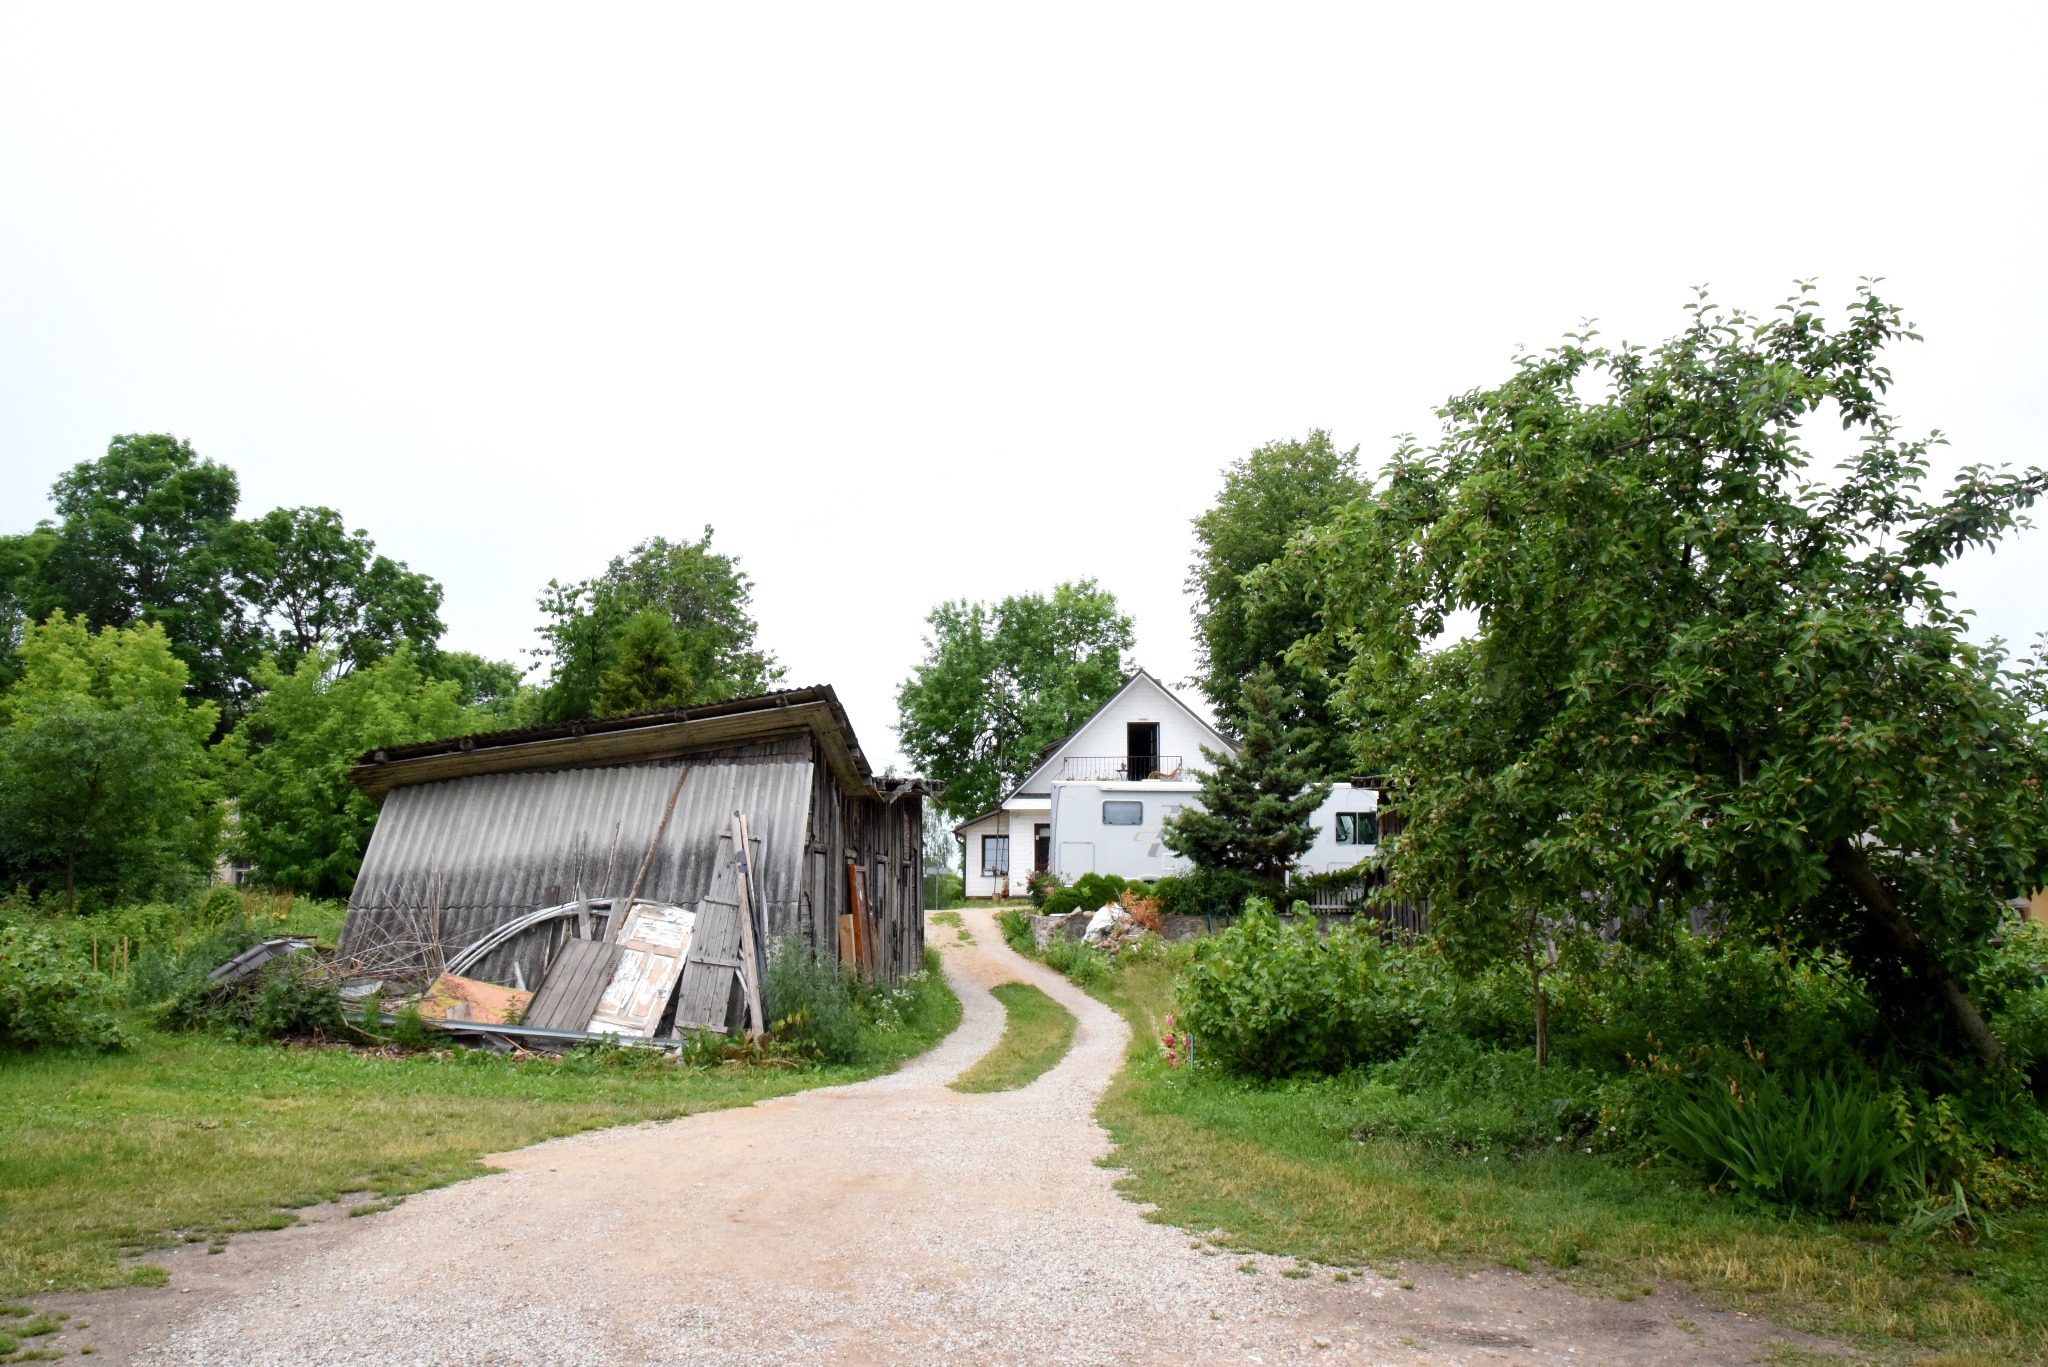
(354, 808), (786, 1054)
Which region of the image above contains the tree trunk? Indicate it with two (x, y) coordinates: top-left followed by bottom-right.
(1827, 838), (2005, 1071)
(64, 844), (78, 915)
(1524, 921), (1548, 1068)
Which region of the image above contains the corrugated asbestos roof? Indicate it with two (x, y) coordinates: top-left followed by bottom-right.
(339, 757), (815, 983)
(345, 684), (940, 804)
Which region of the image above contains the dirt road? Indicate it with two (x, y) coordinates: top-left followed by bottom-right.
(63, 906), (1832, 1364)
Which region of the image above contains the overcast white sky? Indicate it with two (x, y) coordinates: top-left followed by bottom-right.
(2, 3), (2043, 772)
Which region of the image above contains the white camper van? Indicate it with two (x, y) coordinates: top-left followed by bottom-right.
(1045, 779), (1204, 883)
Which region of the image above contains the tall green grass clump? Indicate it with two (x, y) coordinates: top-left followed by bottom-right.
(766, 938), (865, 1064)
(995, 908), (1035, 955)
(1660, 1066), (1905, 1216)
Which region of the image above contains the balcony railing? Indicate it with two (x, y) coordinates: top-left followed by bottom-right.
(1058, 755), (1184, 781)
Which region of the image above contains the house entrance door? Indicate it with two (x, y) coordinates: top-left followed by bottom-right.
(1034, 823), (1051, 872)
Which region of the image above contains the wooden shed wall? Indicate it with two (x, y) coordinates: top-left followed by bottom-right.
(799, 735), (925, 982)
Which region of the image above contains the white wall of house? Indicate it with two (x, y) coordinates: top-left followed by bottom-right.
(953, 670), (1238, 899)
(1299, 781), (1382, 875)
(957, 797), (1050, 899)
(1011, 672), (1231, 792)
(1048, 780), (1203, 883)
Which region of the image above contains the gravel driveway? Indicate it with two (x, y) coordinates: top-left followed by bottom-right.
(91, 906), (1836, 1365)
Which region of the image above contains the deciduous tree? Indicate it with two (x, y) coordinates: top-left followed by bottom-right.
(224, 643), (469, 897)
(1190, 431), (1362, 778)
(0, 612), (221, 907)
(1302, 287), (2048, 1070)
(896, 580), (1134, 819)
(533, 530), (780, 721)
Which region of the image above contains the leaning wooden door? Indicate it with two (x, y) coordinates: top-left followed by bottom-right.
(587, 903), (694, 1037)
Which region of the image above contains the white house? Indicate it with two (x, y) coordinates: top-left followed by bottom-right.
(954, 669), (1237, 898)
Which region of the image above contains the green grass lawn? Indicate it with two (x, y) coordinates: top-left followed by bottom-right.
(950, 982), (1075, 1093)
(1, 973), (958, 1298)
(1064, 947), (2048, 1367)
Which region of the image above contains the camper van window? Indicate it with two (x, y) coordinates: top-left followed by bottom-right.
(1103, 800), (1143, 826)
(1335, 812), (1379, 845)
(981, 835), (1010, 875)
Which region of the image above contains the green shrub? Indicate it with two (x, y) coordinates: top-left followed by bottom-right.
(1354, 1033), (1624, 1154)
(923, 871), (964, 910)
(130, 916), (262, 1006)
(1660, 1065), (1907, 1217)
(1152, 867), (1279, 921)
(1025, 869), (1062, 908)
(1042, 872), (1142, 917)
(995, 907), (1034, 954)
(1176, 898), (1431, 1077)
(163, 951), (348, 1040)
(0, 924), (129, 1051)
(389, 1002), (432, 1050)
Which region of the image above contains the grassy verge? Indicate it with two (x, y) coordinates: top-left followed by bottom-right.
(950, 982), (1075, 1093)
(1026, 938), (2048, 1367)
(0, 957), (959, 1297)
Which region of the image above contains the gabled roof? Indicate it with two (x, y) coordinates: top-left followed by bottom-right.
(950, 669), (1234, 833)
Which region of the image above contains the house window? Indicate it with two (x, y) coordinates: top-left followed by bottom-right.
(1103, 800), (1143, 826)
(981, 835), (1010, 876)
(1335, 812), (1379, 845)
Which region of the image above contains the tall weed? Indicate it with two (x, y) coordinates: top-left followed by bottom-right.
(1660, 1066), (1906, 1217)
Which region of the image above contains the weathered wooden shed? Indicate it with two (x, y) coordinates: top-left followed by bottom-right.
(336, 688), (937, 1018)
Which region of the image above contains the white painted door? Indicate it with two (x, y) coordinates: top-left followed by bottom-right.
(587, 903), (696, 1037)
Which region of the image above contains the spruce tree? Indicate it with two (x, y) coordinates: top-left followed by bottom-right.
(593, 609), (693, 715)
(1162, 666), (1323, 883)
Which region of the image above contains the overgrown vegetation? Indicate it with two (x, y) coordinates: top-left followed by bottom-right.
(1017, 913), (2048, 1364)
(764, 941), (959, 1066)
(950, 982), (1075, 1093)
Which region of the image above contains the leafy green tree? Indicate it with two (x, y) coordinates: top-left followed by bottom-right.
(223, 643), (470, 897)
(0, 612), (221, 908)
(235, 505), (445, 674)
(0, 526), (58, 687)
(30, 435), (261, 711)
(533, 530), (781, 721)
(428, 650), (529, 725)
(594, 608), (693, 715)
(1190, 430), (1362, 778)
(1302, 287), (2048, 1070)
(896, 579), (1134, 819)
(5, 438), (446, 716)
(1162, 667), (1321, 883)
